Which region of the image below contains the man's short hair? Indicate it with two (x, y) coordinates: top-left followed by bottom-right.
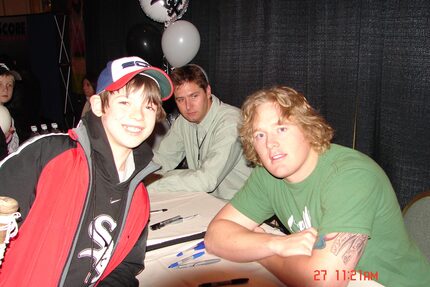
(240, 86), (334, 166)
(170, 64), (209, 91)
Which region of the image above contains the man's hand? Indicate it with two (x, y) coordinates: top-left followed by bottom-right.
(268, 227), (317, 257)
(259, 232), (368, 287)
(206, 204), (318, 262)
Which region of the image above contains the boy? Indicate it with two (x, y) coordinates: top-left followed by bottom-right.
(205, 86), (430, 286)
(0, 63), (19, 154)
(148, 64), (252, 200)
(0, 56), (173, 286)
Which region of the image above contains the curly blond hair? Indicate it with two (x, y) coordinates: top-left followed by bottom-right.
(240, 86), (333, 166)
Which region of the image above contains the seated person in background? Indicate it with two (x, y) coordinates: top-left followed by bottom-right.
(0, 56), (174, 286)
(80, 73), (97, 119)
(205, 86), (430, 287)
(0, 55), (42, 142)
(0, 63), (19, 153)
(147, 64), (252, 200)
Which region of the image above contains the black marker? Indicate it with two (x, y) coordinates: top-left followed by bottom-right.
(150, 208), (168, 214)
(198, 278), (249, 287)
(150, 214), (198, 230)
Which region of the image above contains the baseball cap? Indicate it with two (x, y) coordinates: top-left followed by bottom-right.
(0, 63), (21, 80)
(0, 63), (10, 76)
(96, 56), (173, 101)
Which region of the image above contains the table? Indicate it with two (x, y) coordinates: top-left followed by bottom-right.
(136, 191), (384, 287)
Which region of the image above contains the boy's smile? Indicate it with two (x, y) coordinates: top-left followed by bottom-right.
(100, 89), (157, 156)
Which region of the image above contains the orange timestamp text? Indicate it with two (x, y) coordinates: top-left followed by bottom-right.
(314, 269), (379, 281)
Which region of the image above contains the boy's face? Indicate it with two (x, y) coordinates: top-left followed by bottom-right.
(97, 88), (157, 155)
(0, 75), (14, 104)
(252, 102), (318, 183)
(174, 81), (211, 124)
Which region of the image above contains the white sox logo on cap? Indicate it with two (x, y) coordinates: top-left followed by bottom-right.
(96, 56), (174, 100)
(121, 60), (150, 69)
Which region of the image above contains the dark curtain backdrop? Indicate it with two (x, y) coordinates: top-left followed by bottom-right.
(84, 0), (430, 208)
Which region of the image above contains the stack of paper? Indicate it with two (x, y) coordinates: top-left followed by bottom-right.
(146, 191), (227, 250)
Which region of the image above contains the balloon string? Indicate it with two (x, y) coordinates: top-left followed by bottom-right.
(0, 212), (21, 243)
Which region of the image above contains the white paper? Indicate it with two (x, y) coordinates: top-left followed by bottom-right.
(147, 191), (226, 246)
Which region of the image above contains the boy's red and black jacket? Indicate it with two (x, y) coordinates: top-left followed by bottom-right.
(0, 112), (159, 286)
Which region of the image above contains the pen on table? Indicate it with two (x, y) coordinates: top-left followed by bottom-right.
(177, 258), (221, 269)
(168, 251), (205, 268)
(176, 240), (205, 257)
(150, 208), (168, 214)
(150, 214), (199, 230)
(198, 278), (249, 287)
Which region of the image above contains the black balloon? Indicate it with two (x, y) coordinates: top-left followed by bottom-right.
(126, 22), (163, 68)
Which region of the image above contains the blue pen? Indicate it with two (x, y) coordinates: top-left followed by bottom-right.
(168, 251), (205, 268)
(176, 241), (205, 257)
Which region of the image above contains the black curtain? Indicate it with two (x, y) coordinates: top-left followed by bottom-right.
(84, 0), (430, 208)
(83, 0), (164, 77)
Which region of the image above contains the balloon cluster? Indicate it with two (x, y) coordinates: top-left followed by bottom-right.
(128, 0), (200, 68)
(162, 20), (200, 68)
(126, 23), (164, 68)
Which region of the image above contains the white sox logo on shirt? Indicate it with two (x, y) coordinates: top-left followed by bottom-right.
(79, 215), (117, 283)
(287, 206), (312, 232)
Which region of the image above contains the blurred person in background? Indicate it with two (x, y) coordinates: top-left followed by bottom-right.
(0, 63), (19, 154)
(80, 73), (97, 119)
(0, 54), (41, 142)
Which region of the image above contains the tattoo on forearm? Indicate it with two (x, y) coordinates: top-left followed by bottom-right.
(314, 233), (367, 265)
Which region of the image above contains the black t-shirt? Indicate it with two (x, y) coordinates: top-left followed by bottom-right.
(63, 167), (129, 286)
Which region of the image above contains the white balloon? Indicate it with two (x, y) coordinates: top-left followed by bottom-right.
(162, 20), (200, 67)
(0, 105), (11, 135)
(139, 0), (189, 25)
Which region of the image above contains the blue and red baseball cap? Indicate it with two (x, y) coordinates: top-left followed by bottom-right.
(96, 56), (173, 101)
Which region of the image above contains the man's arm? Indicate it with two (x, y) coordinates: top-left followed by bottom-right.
(205, 203), (317, 262)
(259, 232), (368, 287)
(151, 120), (186, 173)
(205, 204), (367, 287)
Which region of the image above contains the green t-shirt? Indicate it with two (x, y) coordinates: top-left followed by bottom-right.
(231, 144), (430, 286)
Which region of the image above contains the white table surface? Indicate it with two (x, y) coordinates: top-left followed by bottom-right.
(137, 191), (384, 287)
(139, 238), (285, 287)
